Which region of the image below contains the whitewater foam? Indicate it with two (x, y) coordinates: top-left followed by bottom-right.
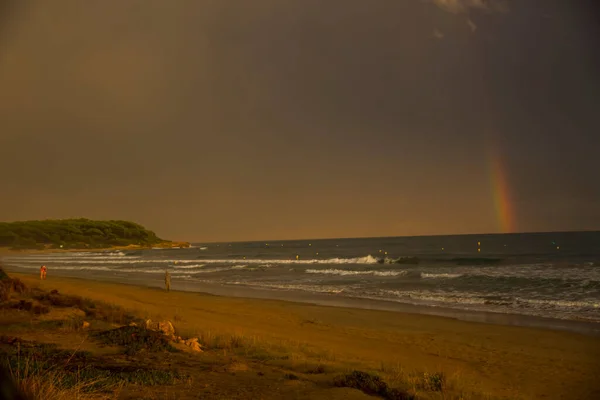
(223, 281), (357, 294)
(516, 297), (600, 310)
(305, 268), (405, 277)
(381, 289), (487, 305)
(193, 255), (382, 265)
(3, 254), (383, 266)
(3, 263), (251, 275)
(420, 273), (463, 279)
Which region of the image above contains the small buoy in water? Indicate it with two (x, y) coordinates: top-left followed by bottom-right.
(477, 248), (481, 252)
(243, 256), (246, 259)
(441, 247), (444, 251)
(477, 241), (481, 246)
(379, 249), (382, 253)
(557, 246), (560, 250)
(316, 252), (319, 255)
(384, 251), (388, 255)
(296, 255), (299, 260)
(309, 243), (312, 246)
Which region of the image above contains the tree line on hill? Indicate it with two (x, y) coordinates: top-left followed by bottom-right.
(0, 219), (164, 250)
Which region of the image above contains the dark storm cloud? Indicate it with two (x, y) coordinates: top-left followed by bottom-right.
(0, 0), (598, 241)
(431, 0), (509, 14)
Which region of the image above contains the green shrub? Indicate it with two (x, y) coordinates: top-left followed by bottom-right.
(333, 371), (414, 400)
(92, 326), (179, 355)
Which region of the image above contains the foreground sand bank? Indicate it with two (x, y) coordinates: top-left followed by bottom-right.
(10, 271), (600, 399)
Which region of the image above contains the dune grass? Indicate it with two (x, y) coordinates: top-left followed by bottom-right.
(3, 340), (189, 398)
(92, 325), (179, 355)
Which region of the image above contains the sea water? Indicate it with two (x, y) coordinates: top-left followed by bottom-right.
(3, 231), (600, 324)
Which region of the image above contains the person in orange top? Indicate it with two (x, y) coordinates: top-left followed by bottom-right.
(40, 265), (47, 280)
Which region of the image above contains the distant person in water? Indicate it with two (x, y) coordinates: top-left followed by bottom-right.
(40, 265), (47, 280)
(165, 269), (171, 291)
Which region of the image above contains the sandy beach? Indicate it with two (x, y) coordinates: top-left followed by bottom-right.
(8, 270), (600, 399)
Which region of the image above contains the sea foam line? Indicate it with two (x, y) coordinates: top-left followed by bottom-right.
(420, 273), (463, 279)
(4, 263), (249, 274)
(305, 268), (405, 277)
(3, 254), (383, 265)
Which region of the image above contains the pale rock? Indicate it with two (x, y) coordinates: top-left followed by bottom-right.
(189, 341), (202, 352)
(184, 337), (202, 352)
(145, 319), (175, 337)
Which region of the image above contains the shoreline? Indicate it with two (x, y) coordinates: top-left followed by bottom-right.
(5, 266), (600, 337)
(0, 241), (190, 255)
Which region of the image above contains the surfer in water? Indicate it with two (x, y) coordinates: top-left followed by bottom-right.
(165, 269), (171, 291)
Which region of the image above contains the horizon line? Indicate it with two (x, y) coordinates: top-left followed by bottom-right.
(187, 229), (600, 245)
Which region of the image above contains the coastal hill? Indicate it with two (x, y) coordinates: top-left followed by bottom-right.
(0, 218), (186, 250)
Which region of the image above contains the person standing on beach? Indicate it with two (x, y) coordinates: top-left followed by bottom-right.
(40, 265), (47, 280)
(165, 269), (171, 291)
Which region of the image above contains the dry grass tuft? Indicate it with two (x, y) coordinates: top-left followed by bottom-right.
(0, 266), (28, 302)
(9, 368), (111, 400)
(3, 349), (115, 400)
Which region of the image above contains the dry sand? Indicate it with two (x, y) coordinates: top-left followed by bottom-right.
(10, 271), (600, 399)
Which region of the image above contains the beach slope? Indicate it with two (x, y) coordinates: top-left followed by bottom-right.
(3, 272), (600, 399)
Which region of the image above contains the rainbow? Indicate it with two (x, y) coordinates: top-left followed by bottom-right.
(489, 148), (516, 233)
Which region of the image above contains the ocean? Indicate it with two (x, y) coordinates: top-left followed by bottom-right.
(3, 231), (600, 326)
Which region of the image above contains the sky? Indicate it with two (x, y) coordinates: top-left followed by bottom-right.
(0, 0), (599, 242)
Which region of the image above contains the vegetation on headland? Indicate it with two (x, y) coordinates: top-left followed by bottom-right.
(0, 218), (186, 250)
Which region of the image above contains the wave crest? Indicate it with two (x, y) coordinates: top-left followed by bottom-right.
(420, 273), (462, 279)
(305, 268), (405, 277)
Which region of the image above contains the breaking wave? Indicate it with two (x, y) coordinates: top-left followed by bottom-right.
(3, 254), (384, 265)
(420, 273), (462, 279)
(222, 281), (358, 295)
(305, 268), (406, 277)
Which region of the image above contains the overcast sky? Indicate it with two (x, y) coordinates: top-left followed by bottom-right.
(0, 0), (598, 242)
